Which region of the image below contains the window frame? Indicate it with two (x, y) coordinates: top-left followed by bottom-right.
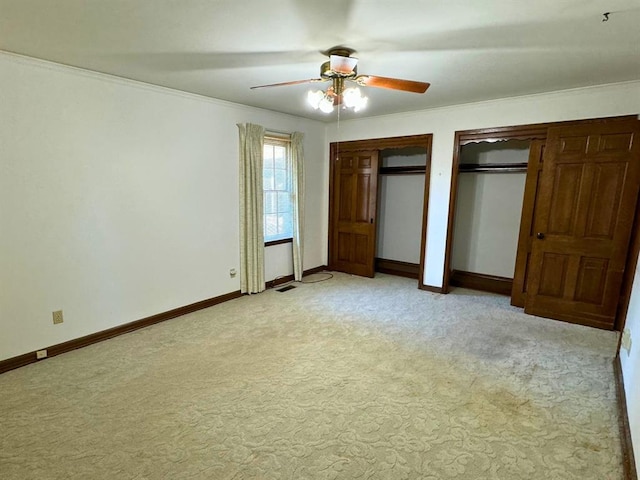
(265, 237), (293, 247)
(263, 135), (294, 245)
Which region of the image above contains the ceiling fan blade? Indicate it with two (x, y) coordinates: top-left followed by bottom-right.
(250, 78), (326, 89)
(330, 55), (358, 74)
(355, 75), (430, 94)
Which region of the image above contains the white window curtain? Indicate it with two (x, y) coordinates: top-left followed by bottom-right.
(291, 132), (305, 281)
(238, 123), (265, 294)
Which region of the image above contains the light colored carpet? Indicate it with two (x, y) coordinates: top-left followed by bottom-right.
(0, 272), (622, 479)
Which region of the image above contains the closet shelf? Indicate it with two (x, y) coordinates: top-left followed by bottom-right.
(459, 162), (528, 173)
(379, 166), (426, 175)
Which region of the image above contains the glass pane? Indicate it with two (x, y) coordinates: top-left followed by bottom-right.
(265, 214), (278, 238)
(274, 168), (288, 190)
(264, 191), (277, 214)
(263, 168), (274, 190)
(263, 145), (274, 169)
(279, 212), (293, 237)
(277, 191), (291, 213)
(274, 146), (287, 169)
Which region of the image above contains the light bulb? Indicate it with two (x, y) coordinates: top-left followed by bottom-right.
(341, 87), (367, 112)
(318, 96), (335, 113)
(307, 90), (324, 110)
(342, 87), (360, 108)
(353, 95), (368, 112)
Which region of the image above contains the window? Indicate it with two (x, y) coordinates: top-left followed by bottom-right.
(263, 137), (293, 243)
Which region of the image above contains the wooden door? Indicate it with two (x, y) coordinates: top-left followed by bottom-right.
(330, 150), (379, 277)
(525, 121), (640, 329)
(511, 140), (545, 307)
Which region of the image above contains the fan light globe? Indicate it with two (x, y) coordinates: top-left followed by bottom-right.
(342, 87), (361, 107)
(318, 96), (335, 113)
(353, 95), (368, 113)
(342, 87), (368, 112)
(307, 90), (324, 110)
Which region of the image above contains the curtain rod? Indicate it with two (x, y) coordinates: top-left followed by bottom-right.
(265, 130), (292, 140)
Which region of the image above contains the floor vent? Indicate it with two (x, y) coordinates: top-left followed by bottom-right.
(276, 285), (296, 293)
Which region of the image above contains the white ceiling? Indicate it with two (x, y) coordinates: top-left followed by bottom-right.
(1, 0), (639, 122)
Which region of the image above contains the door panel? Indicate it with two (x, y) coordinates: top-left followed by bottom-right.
(600, 132), (634, 152)
(338, 173), (353, 221)
(537, 253), (568, 297)
(356, 174), (371, 223)
(547, 164), (582, 234)
(330, 150), (379, 277)
(354, 234), (369, 265)
(525, 121), (640, 329)
(337, 232), (351, 262)
(585, 163), (625, 237)
(574, 257), (608, 303)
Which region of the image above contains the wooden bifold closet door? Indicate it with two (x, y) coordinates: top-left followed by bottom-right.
(511, 140), (545, 307)
(330, 150), (379, 277)
(524, 121), (640, 329)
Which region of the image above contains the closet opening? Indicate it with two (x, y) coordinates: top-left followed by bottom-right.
(328, 134), (432, 288)
(376, 146), (428, 280)
(451, 140), (530, 295)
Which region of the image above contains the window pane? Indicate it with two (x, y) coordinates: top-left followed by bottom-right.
(277, 191), (291, 213)
(274, 146), (286, 169)
(263, 145), (274, 169)
(279, 212), (293, 237)
(264, 191), (277, 214)
(265, 214), (278, 238)
(263, 168), (274, 190)
(274, 168), (288, 190)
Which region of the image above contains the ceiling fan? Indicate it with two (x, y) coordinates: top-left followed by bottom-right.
(250, 47), (430, 113)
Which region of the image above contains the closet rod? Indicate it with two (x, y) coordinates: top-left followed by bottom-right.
(459, 162), (527, 173)
(379, 166), (426, 175)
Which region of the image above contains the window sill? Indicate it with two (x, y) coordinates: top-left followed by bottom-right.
(265, 238), (293, 247)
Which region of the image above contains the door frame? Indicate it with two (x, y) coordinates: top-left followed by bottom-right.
(442, 115), (639, 332)
(328, 134), (433, 288)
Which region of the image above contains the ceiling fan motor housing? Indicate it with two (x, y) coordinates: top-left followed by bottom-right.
(320, 61), (357, 79)
(321, 59), (358, 97)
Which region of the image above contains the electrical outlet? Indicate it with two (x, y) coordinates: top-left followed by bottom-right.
(52, 310), (63, 325)
(621, 329), (632, 355)
(229, 268), (237, 277)
(36, 349), (47, 360)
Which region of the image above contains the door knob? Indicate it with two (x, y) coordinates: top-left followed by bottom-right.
(536, 232), (545, 239)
